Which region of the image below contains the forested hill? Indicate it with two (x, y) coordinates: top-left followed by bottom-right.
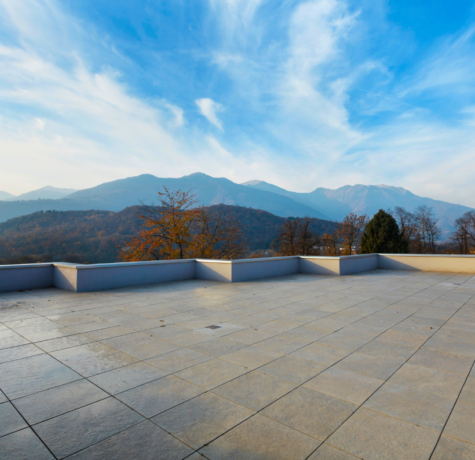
(0, 205), (337, 264)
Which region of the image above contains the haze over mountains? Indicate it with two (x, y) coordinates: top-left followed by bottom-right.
(0, 173), (472, 237)
(0, 186), (77, 201)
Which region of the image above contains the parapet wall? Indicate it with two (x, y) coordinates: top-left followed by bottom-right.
(1, 254), (474, 293)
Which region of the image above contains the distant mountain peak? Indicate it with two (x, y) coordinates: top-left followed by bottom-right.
(185, 172), (212, 178)
(7, 186), (77, 201)
(0, 191), (16, 201)
(37, 186), (78, 193)
(242, 180), (265, 186)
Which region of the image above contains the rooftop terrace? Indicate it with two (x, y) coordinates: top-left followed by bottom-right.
(1, 269), (475, 459)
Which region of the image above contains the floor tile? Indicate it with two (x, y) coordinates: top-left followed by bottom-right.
(444, 402), (475, 444)
(67, 421), (194, 460)
(0, 428), (54, 460)
(34, 397), (144, 459)
(0, 402), (28, 437)
(308, 443), (360, 459)
(255, 335), (310, 354)
(17, 325), (77, 343)
(305, 368), (383, 405)
(85, 326), (136, 341)
(306, 318), (353, 332)
(291, 343), (350, 365)
(200, 413), (320, 460)
(317, 333), (371, 351)
(146, 348), (212, 373)
(176, 358), (248, 389)
(88, 361), (167, 394)
(363, 382), (454, 431)
(0, 354), (81, 400)
(377, 329), (428, 348)
(220, 346), (283, 369)
(103, 333), (180, 360)
(407, 349), (473, 376)
(459, 376), (475, 405)
(164, 330), (214, 347)
(13, 379), (108, 425)
(328, 408), (439, 460)
(422, 336), (475, 359)
(334, 353), (402, 380)
(213, 371), (296, 411)
(262, 387), (357, 440)
(51, 342), (139, 377)
(256, 321), (297, 334)
(389, 363), (466, 400)
(227, 329), (274, 345)
(35, 334), (95, 353)
(0, 343), (43, 364)
(282, 326), (329, 341)
(189, 337), (246, 357)
(0, 329), (30, 349)
(358, 340), (416, 362)
(431, 435), (475, 460)
(115, 375), (204, 417)
(69, 320), (114, 334)
(152, 392), (254, 449)
(257, 355), (327, 385)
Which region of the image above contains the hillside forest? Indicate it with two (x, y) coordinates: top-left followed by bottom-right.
(0, 205), (337, 264)
(0, 200), (473, 265)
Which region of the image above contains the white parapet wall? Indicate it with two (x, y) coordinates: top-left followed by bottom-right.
(231, 257), (300, 282)
(0, 263), (55, 292)
(378, 254), (475, 273)
(0, 254), (474, 293)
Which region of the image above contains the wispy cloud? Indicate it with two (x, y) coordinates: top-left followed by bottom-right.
(0, 0), (474, 208)
(195, 98), (224, 130)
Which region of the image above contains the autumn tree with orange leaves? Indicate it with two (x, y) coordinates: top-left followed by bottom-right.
(120, 188), (245, 261)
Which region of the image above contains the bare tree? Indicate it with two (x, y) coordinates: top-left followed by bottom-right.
(413, 205), (441, 254)
(273, 219), (299, 256)
(191, 207), (245, 259)
(273, 217), (320, 256)
(337, 213), (369, 255)
(451, 211), (475, 254)
(392, 207), (417, 251)
(321, 232), (338, 256)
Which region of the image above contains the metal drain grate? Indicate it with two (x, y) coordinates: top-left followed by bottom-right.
(206, 325), (221, 330)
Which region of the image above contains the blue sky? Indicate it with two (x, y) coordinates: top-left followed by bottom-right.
(1, 0), (475, 207)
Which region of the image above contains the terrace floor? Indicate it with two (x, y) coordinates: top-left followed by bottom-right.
(1, 270), (475, 460)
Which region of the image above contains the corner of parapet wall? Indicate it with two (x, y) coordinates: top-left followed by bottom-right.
(53, 264), (79, 292)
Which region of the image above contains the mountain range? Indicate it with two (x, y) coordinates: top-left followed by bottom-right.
(0, 186), (77, 201)
(0, 173), (472, 237)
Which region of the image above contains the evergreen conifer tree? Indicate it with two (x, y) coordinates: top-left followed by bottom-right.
(360, 209), (407, 254)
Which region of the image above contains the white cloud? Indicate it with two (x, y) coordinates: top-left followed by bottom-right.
(1, 0), (475, 210)
(195, 98), (224, 130)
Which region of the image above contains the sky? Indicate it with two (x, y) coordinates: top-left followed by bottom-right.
(1, 0), (475, 207)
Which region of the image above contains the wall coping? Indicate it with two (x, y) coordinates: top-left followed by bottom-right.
(0, 263), (55, 270)
(1, 252), (473, 270)
(378, 253), (475, 258)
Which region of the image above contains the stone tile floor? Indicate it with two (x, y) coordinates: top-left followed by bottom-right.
(1, 269), (475, 459)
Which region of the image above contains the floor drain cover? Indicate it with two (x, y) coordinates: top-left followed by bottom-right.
(206, 325), (221, 330)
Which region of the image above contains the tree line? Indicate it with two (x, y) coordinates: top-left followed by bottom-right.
(122, 189), (475, 260)
(272, 205), (473, 257)
(120, 188), (457, 261)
